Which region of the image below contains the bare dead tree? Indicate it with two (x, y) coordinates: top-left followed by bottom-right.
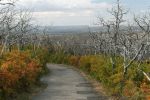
(134, 13), (150, 82)
(0, 7), (20, 55)
(15, 9), (33, 51)
(90, 0), (150, 82)
(0, 0), (16, 5)
(94, 0), (128, 73)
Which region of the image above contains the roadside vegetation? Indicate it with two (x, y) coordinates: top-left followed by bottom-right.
(0, 0), (150, 100)
(46, 53), (150, 99)
(0, 1), (50, 99)
(0, 48), (49, 100)
(45, 0), (150, 99)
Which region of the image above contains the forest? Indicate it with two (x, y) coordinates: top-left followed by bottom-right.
(0, 0), (150, 100)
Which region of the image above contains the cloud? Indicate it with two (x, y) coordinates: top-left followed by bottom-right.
(32, 11), (95, 26)
(17, 0), (112, 12)
(16, 0), (112, 25)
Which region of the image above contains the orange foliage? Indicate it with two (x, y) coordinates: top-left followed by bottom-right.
(0, 50), (41, 96)
(140, 80), (150, 100)
(69, 56), (80, 66)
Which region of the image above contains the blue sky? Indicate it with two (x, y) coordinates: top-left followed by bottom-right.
(17, 0), (150, 26)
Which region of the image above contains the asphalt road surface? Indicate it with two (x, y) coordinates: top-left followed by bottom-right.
(32, 64), (107, 100)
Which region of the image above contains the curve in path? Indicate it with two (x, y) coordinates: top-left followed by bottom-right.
(32, 64), (107, 100)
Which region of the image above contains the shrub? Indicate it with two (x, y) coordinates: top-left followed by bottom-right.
(48, 52), (65, 63)
(68, 54), (150, 98)
(0, 50), (45, 99)
(79, 56), (92, 72)
(68, 56), (80, 66)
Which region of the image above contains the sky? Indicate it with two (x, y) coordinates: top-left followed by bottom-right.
(16, 0), (150, 26)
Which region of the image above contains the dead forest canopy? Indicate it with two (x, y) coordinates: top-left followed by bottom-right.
(1, 0), (150, 99)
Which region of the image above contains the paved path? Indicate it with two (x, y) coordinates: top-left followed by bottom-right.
(32, 64), (107, 100)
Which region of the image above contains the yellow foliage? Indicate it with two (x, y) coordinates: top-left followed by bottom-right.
(123, 80), (138, 97)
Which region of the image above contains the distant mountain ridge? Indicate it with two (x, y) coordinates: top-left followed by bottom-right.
(39, 25), (141, 34)
(40, 25), (102, 34)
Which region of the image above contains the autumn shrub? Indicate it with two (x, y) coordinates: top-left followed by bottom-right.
(79, 55), (113, 81)
(0, 49), (48, 99)
(68, 55), (80, 66)
(78, 56), (92, 72)
(140, 80), (150, 100)
(33, 48), (50, 75)
(67, 55), (150, 98)
(122, 80), (144, 99)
